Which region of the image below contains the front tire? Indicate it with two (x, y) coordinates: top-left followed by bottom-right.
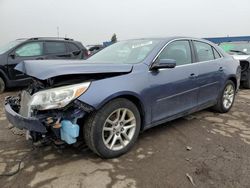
(213, 80), (236, 113)
(84, 98), (141, 158)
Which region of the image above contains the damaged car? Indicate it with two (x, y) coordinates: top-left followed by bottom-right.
(5, 37), (241, 158)
(219, 41), (250, 88)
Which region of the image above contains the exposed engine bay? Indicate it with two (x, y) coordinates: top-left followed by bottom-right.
(5, 59), (133, 146)
(5, 74), (115, 146)
(27, 72), (126, 94)
(5, 91), (94, 146)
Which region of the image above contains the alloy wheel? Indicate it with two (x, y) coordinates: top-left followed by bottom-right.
(222, 84), (235, 109)
(102, 108), (136, 151)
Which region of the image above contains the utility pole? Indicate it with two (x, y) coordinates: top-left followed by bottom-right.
(57, 26), (59, 38)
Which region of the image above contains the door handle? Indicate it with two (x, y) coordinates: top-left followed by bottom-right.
(218, 67), (224, 72)
(36, 57), (44, 60)
(189, 73), (197, 79)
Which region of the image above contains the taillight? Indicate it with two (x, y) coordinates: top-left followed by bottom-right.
(83, 50), (90, 59)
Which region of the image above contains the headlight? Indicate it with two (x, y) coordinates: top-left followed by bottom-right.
(30, 82), (91, 110)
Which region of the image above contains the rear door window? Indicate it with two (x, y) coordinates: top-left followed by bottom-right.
(68, 43), (80, 52)
(15, 42), (43, 57)
(45, 42), (67, 54)
(193, 41), (214, 62)
(158, 40), (192, 66)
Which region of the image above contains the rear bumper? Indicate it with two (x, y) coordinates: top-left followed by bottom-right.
(5, 103), (47, 133)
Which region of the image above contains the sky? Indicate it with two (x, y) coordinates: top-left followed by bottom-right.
(0, 0), (250, 46)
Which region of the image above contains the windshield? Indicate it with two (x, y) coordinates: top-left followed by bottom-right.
(219, 42), (250, 55)
(0, 40), (24, 55)
(88, 39), (160, 64)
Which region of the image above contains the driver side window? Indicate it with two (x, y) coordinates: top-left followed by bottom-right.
(15, 42), (43, 57)
(158, 40), (192, 66)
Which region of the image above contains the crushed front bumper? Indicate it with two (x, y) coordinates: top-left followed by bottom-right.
(5, 103), (47, 133)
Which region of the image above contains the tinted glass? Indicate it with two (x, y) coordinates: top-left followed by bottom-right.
(68, 43), (79, 52)
(194, 41), (214, 62)
(15, 42), (43, 57)
(88, 39), (160, 64)
(158, 40), (192, 66)
(213, 48), (221, 59)
(45, 42), (67, 54)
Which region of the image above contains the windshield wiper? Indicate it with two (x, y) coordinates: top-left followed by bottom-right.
(229, 50), (249, 55)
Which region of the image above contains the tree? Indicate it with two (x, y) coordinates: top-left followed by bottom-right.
(111, 33), (117, 43)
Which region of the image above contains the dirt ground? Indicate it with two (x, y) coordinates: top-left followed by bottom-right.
(0, 89), (250, 188)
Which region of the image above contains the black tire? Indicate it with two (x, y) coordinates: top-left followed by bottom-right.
(0, 77), (5, 93)
(243, 71), (250, 89)
(84, 98), (141, 158)
(213, 80), (236, 113)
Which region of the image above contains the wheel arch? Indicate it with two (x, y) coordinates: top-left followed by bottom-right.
(96, 92), (146, 131)
(227, 76), (237, 89)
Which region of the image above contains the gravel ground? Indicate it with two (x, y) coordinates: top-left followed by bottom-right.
(0, 89), (250, 188)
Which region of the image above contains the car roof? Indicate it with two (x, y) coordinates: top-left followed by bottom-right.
(13, 37), (85, 49)
(124, 36), (213, 43)
(29, 37), (74, 41)
(16, 37), (74, 42)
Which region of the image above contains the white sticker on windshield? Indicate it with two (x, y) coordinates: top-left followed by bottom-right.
(132, 41), (153, 49)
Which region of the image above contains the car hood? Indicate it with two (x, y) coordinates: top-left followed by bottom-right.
(232, 55), (250, 61)
(15, 60), (133, 80)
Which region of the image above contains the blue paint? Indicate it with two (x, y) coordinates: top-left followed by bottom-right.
(14, 60), (133, 80)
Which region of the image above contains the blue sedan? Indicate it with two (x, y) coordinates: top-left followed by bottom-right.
(5, 37), (241, 158)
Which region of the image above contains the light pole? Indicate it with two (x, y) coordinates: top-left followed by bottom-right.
(57, 26), (59, 38)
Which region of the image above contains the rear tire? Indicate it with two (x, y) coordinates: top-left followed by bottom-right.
(213, 80), (236, 113)
(0, 77), (5, 93)
(84, 98), (141, 158)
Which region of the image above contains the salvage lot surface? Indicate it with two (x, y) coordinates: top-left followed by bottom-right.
(0, 90), (250, 188)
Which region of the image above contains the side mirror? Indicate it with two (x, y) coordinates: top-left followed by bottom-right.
(72, 50), (81, 56)
(151, 59), (176, 70)
(9, 53), (16, 59)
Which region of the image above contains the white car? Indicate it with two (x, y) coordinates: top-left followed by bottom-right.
(219, 41), (250, 88)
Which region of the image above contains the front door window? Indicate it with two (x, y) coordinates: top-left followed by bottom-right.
(15, 42), (43, 57)
(158, 40), (192, 66)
